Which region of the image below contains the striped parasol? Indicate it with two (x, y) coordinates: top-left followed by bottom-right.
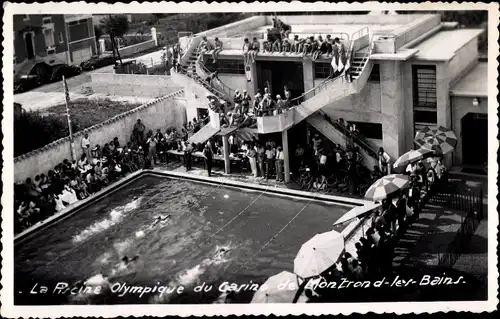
(414, 126), (458, 155)
(364, 174), (410, 202)
(393, 148), (435, 170)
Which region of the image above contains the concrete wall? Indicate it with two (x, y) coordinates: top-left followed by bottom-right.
(451, 96), (488, 165)
(273, 14), (433, 26)
(448, 38), (479, 85)
(14, 91), (186, 182)
(218, 74), (248, 93)
(90, 73), (183, 98)
(199, 16), (267, 38)
(116, 39), (156, 58)
(393, 14), (441, 50)
(170, 72), (217, 125)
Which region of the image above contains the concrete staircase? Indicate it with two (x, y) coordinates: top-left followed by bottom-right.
(256, 45), (374, 134)
(306, 112), (379, 170)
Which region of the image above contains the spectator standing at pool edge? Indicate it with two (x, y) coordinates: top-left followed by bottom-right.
(81, 133), (91, 160)
(203, 143), (214, 177)
(133, 119), (146, 146)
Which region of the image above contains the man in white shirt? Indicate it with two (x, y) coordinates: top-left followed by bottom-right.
(275, 146), (285, 182)
(81, 133), (91, 160)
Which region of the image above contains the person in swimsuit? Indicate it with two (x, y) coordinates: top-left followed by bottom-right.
(150, 214), (171, 228)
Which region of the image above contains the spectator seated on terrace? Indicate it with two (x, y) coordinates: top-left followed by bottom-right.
(197, 36), (213, 64)
(13, 118), (203, 234)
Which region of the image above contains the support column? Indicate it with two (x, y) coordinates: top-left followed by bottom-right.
(222, 135), (231, 174)
(282, 129), (290, 183)
(380, 60), (405, 161)
(99, 39), (106, 54)
(151, 27), (158, 46)
(302, 59), (314, 93)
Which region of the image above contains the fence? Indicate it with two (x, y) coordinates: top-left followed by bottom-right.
(437, 189), (484, 268)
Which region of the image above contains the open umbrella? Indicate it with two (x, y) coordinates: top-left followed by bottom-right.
(393, 148), (435, 170)
(294, 230), (345, 279)
(364, 174), (410, 202)
(414, 126), (457, 155)
(251, 271), (303, 303)
(332, 201), (382, 226)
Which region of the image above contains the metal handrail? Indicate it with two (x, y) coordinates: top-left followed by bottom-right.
(350, 26), (369, 42)
(288, 31), (350, 40)
(198, 62), (236, 99)
(318, 110), (378, 158)
(352, 34), (375, 75)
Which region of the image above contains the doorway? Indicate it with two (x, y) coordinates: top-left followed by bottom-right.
(25, 32), (35, 60)
(461, 112), (488, 165)
(257, 61), (305, 99)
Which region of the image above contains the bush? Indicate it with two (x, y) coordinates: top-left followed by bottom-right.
(14, 99), (142, 157)
(14, 112), (79, 157)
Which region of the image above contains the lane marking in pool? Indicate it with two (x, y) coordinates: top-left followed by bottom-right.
(207, 186), (271, 240)
(233, 194), (318, 273)
(36, 183), (188, 271)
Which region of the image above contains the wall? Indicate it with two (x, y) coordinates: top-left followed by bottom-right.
(448, 38), (479, 85)
(14, 14), (68, 63)
(90, 73), (183, 98)
(322, 82), (382, 120)
(273, 14), (433, 26)
(198, 15), (266, 38)
(170, 72), (217, 125)
(14, 91), (186, 182)
(393, 14), (441, 50)
(218, 74), (247, 93)
(451, 96), (488, 165)
(116, 39), (156, 58)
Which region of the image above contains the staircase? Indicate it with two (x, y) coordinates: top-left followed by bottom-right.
(256, 44), (374, 134)
(307, 112), (379, 170)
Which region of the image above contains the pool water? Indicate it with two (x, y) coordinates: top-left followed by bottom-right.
(15, 175), (350, 305)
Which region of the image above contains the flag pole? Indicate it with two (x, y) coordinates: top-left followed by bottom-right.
(63, 75), (76, 162)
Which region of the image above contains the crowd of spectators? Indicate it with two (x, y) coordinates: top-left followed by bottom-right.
(13, 116), (212, 234)
(303, 156), (449, 301)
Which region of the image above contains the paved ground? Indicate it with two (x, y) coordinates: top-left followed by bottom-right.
(391, 172), (489, 300)
(13, 48), (166, 112)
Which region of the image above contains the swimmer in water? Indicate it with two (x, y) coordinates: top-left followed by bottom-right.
(150, 214), (171, 228)
(213, 247), (231, 260)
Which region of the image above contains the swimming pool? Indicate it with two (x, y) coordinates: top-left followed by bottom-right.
(15, 172), (356, 305)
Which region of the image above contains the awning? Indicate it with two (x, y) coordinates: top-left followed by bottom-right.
(332, 202), (382, 226)
(188, 125), (220, 145)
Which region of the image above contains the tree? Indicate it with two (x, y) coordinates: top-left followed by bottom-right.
(94, 25), (103, 41)
(100, 14), (130, 64)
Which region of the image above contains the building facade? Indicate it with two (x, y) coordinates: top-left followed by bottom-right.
(184, 13), (487, 170)
(14, 14), (97, 67)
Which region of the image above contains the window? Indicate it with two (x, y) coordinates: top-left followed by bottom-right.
(58, 32), (64, 43)
(314, 62), (330, 79)
(369, 63), (380, 82)
(412, 65), (437, 109)
(349, 121), (383, 140)
(414, 111), (437, 124)
(205, 58), (245, 75)
(42, 16), (52, 25)
(43, 28), (55, 47)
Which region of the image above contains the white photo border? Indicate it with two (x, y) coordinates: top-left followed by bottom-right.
(1, 1), (499, 317)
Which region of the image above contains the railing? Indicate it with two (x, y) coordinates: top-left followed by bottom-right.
(436, 189), (484, 268)
(288, 31), (350, 40)
(317, 110), (379, 159)
(352, 34), (375, 75)
(198, 62), (236, 100)
(350, 26), (369, 42)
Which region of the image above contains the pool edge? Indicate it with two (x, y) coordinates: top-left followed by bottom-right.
(14, 169), (370, 245)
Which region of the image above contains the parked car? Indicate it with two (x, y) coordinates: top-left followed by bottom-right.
(80, 54), (116, 71)
(14, 60), (53, 94)
(50, 64), (82, 82)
